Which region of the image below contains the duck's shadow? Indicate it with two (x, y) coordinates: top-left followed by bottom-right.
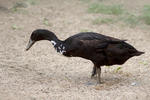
(85, 74), (130, 90)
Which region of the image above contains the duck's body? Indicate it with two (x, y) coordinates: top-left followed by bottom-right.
(26, 29), (144, 83)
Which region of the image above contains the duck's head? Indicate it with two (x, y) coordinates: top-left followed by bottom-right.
(26, 29), (56, 51)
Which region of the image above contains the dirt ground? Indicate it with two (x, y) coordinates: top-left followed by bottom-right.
(0, 0), (150, 100)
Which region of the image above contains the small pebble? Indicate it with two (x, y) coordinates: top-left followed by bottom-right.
(131, 82), (137, 86)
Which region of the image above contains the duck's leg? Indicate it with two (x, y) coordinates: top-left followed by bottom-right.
(96, 67), (102, 84)
(91, 66), (96, 78)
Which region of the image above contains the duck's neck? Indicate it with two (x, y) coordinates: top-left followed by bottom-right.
(48, 35), (66, 54)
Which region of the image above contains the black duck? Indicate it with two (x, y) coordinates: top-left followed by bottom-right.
(26, 29), (144, 84)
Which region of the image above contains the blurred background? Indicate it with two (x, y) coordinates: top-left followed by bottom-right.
(0, 0), (149, 100)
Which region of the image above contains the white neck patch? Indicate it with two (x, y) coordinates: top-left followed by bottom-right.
(50, 40), (66, 54)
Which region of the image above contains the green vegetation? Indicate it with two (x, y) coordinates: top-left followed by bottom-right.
(115, 66), (122, 73)
(139, 61), (148, 66)
(11, 24), (20, 30)
(87, 1), (150, 27)
(43, 18), (52, 26)
(92, 14), (140, 27)
(88, 4), (124, 15)
(80, 29), (91, 32)
(141, 5), (150, 25)
(122, 14), (139, 27)
(87, 3), (139, 27)
(92, 17), (115, 25)
(11, 2), (27, 12)
(27, 0), (38, 5)
(88, 3), (140, 27)
(11, 0), (38, 12)
(80, 0), (90, 3)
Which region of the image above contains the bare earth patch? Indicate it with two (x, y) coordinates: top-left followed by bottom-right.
(0, 0), (150, 100)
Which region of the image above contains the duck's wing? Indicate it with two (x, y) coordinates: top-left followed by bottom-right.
(64, 32), (127, 55)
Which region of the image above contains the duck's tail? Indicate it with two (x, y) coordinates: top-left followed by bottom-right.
(135, 51), (145, 56)
(131, 51), (145, 56)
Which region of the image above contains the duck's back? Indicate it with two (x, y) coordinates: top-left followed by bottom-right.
(63, 32), (123, 58)
(66, 32), (105, 40)
(65, 32), (122, 42)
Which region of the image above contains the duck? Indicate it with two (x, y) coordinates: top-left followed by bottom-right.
(26, 29), (144, 84)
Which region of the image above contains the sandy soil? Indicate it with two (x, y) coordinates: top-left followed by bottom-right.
(0, 0), (150, 100)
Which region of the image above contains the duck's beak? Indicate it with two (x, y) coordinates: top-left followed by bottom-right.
(26, 39), (35, 51)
